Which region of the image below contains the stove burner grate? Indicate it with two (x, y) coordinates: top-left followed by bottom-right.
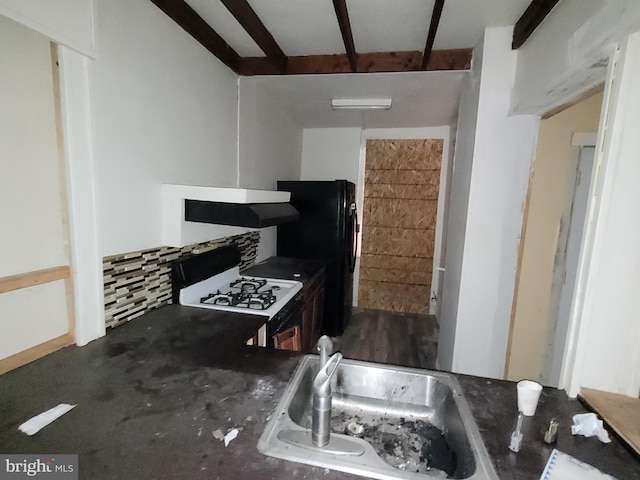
(230, 277), (267, 292)
(199, 288), (277, 310)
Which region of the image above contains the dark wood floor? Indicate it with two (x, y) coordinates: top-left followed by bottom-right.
(335, 307), (439, 369)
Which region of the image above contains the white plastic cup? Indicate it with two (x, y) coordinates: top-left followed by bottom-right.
(517, 380), (543, 416)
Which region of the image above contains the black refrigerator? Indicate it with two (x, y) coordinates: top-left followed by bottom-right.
(277, 180), (358, 337)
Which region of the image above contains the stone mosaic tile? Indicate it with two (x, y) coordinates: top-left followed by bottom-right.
(103, 231), (260, 329)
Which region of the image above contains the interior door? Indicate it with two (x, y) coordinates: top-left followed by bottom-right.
(0, 17), (74, 373)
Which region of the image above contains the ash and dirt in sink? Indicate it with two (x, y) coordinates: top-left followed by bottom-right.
(331, 411), (456, 478)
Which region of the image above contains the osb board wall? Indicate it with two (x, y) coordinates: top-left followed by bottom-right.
(359, 139), (442, 314)
(103, 231), (259, 328)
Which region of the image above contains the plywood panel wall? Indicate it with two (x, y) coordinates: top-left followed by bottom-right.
(359, 139), (442, 314)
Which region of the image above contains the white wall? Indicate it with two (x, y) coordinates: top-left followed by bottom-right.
(92, 0), (239, 257)
(437, 44), (482, 373)
(238, 77), (304, 259)
(437, 123), (457, 320)
(0, 16), (68, 277)
(239, 77), (303, 190)
(0, 0), (95, 56)
(511, 0), (640, 115)
(438, 28), (539, 378)
(3, 0), (288, 344)
(301, 128), (361, 184)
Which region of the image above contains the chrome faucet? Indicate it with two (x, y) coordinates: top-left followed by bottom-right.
(316, 335), (334, 369)
(312, 352), (343, 447)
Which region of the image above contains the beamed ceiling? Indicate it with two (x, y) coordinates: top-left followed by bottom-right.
(149, 0), (562, 76)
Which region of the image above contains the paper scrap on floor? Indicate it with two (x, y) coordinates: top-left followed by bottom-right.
(18, 404), (76, 435)
(540, 449), (617, 480)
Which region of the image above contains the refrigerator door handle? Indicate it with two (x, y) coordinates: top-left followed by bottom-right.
(349, 203), (358, 273)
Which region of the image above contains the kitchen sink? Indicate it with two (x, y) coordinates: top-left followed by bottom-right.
(258, 355), (498, 480)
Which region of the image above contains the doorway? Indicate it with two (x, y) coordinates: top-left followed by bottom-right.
(358, 139), (442, 314)
(506, 90), (603, 385)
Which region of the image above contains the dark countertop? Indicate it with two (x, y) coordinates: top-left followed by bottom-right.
(457, 374), (639, 479)
(243, 256), (326, 283)
(0, 258), (638, 479)
(0, 306), (309, 480)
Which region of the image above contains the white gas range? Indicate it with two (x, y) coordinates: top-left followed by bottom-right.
(172, 246), (303, 347)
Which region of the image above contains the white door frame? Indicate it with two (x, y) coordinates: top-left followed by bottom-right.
(58, 45), (105, 345)
(560, 35), (640, 397)
(541, 138), (596, 387)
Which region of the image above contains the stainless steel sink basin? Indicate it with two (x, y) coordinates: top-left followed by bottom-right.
(258, 355), (498, 480)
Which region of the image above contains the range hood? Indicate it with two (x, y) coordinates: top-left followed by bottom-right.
(162, 184), (298, 247)
(184, 199), (299, 228)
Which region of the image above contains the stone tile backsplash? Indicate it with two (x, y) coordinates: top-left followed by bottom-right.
(103, 231), (259, 329)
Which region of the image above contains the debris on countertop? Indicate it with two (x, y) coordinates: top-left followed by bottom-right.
(571, 413), (611, 443)
(223, 428), (239, 447)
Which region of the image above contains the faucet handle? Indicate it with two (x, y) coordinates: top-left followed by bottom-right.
(317, 335), (334, 369)
(317, 335), (333, 354)
(313, 352), (342, 397)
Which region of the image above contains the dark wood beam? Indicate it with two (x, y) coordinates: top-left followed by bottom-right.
(512, 0), (561, 49)
(332, 0), (358, 72)
(238, 49), (472, 76)
(150, 0), (240, 72)
(421, 0), (445, 70)
(220, 0), (287, 74)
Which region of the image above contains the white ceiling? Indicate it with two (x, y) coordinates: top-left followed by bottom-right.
(249, 71), (467, 128)
(186, 0), (532, 56)
(184, 0), (532, 128)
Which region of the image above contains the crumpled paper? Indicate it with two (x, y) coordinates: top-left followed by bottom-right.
(571, 413), (611, 443)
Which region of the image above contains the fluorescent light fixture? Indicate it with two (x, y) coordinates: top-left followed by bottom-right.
(331, 98), (392, 110)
